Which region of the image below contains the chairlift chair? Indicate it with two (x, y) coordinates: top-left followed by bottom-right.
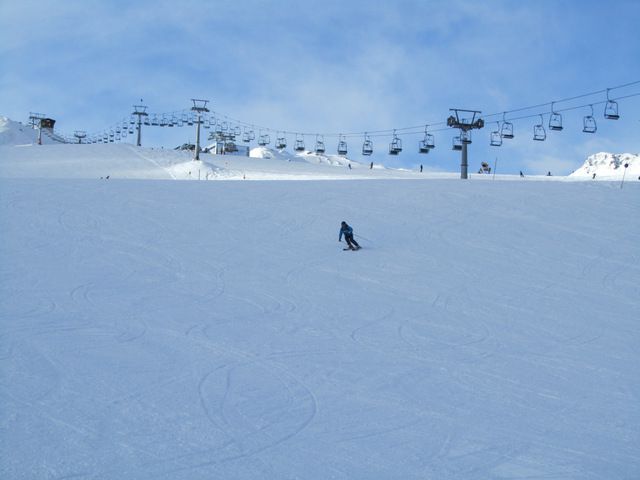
(314, 135), (325, 154)
(452, 136), (462, 151)
(337, 135), (348, 156)
(583, 105), (597, 133)
(242, 128), (251, 143)
(500, 113), (514, 139)
(419, 126), (432, 152)
(490, 125), (502, 146)
(258, 133), (270, 146)
(389, 132), (402, 155)
(276, 135), (287, 150)
(144, 117), (150, 126)
(294, 134), (305, 152)
(425, 134), (435, 149)
(418, 139), (430, 153)
(604, 88), (620, 119)
(460, 130), (472, 144)
(548, 102), (563, 131)
(362, 134), (374, 155)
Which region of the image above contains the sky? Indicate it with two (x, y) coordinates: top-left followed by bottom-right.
(1, 0), (639, 175)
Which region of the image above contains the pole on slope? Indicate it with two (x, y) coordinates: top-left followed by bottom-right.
(620, 163), (629, 189)
(492, 157), (498, 180)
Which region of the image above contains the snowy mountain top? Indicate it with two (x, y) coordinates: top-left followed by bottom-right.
(0, 116), (37, 146)
(569, 152), (640, 179)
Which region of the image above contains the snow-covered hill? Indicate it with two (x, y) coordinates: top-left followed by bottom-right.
(569, 152), (640, 179)
(1, 175), (638, 479)
(2, 115), (639, 182)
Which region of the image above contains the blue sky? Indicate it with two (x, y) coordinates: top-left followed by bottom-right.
(1, 0), (639, 174)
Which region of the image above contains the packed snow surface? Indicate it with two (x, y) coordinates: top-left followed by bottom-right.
(1, 175), (639, 479)
(1, 117), (640, 478)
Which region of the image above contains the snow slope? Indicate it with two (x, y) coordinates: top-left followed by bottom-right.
(0, 143), (440, 181)
(1, 176), (639, 479)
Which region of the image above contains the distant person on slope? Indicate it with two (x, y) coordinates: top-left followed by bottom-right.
(339, 221), (361, 250)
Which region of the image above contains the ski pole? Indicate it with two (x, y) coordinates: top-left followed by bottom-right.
(354, 233), (372, 243)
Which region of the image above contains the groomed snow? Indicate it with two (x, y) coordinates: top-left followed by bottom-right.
(1, 116), (640, 478)
(1, 175), (639, 479)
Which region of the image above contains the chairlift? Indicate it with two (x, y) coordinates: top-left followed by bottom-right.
(460, 130), (472, 144)
(129, 116), (136, 125)
(337, 135), (348, 156)
(294, 134), (305, 152)
(548, 102), (563, 131)
(143, 117), (150, 126)
(314, 135), (325, 154)
(419, 126), (433, 153)
(276, 134), (287, 150)
(258, 132), (270, 146)
(583, 105), (597, 133)
(500, 113), (514, 139)
(389, 131), (402, 155)
(362, 134), (374, 156)
(242, 128), (251, 143)
(418, 139), (430, 153)
(424, 126), (435, 149)
(490, 124), (502, 146)
(604, 88), (620, 120)
(452, 135), (462, 151)
(533, 115), (546, 141)
(150, 116), (159, 127)
(128, 127), (134, 135)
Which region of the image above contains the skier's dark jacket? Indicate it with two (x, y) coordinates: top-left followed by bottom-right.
(339, 224), (353, 241)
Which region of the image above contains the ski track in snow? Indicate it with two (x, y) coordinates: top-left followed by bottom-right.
(1, 178), (639, 479)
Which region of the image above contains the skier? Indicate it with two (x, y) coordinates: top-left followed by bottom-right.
(339, 221), (361, 250)
(420, 164), (423, 173)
